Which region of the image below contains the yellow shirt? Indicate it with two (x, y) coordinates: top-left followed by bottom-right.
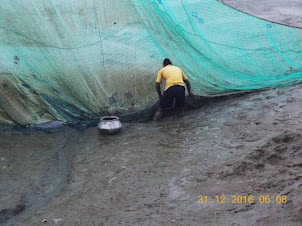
(156, 65), (188, 91)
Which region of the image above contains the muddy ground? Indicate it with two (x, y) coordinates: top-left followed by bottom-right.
(222, 0), (302, 28)
(1, 83), (302, 225)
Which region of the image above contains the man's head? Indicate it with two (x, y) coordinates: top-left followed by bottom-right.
(163, 58), (172, 67)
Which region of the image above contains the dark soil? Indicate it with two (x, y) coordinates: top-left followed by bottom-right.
(1, 83), (302, 225)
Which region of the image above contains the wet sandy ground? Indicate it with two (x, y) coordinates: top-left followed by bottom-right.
(222, 0), (302, 28)
(1, 83), (302, 225)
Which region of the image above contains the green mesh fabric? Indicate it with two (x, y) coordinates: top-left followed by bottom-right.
(0, 0), (301, 125)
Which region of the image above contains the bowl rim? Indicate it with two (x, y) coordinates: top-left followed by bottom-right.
(101, 116), (120, 121)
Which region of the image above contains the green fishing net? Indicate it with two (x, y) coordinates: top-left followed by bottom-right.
(0, 0), (301, 125)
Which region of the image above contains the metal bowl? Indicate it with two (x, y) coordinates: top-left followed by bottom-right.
(98, 116), (122, 135)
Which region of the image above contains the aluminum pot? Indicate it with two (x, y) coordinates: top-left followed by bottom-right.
(98, 116), (122, 135)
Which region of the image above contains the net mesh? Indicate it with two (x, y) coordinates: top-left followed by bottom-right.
(0, 0), (301, 125)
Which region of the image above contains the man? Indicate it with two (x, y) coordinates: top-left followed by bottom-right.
(153, 58), (193, 121)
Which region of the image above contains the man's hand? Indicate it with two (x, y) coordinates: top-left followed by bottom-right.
(184, 80), (193, 97)
(156, 82), (162, 100)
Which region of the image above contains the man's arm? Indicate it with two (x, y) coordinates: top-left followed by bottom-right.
(156, 70), (163, 99)
(182, 71), (193, 96)
(184, 80), (193, 96)
(156, 82), (162, 99)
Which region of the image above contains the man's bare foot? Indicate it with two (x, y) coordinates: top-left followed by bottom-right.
(153, 109), (163, 121)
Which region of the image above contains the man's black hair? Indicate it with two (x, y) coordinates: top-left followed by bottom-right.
(163, 58), (172, 67)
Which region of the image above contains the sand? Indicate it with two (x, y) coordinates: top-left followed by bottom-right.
(1, 83), (302, 225)
(222, 0), (302, 28)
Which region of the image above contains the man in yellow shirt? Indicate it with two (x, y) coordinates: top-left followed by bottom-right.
(153, 58), (193, 121)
